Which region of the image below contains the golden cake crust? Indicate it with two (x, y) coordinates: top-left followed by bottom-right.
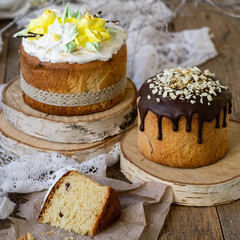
(92, 186), (121, 235)
(137, 106), (229, 168)
(20, 44), (127, 115)
(20, 44), (127, 93)
(38, 170), (121, 236)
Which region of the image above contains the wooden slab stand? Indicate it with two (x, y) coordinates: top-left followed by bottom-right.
(120, 122), (240, 206)
(0, 110), (123, 163)
(2, 77), (136, 143)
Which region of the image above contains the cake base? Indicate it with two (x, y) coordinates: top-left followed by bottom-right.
(2, 77), (136, 143)
(120, 123), (240, 206)
(0, 110), (123, 163)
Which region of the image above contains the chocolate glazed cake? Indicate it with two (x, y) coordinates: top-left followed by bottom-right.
(137, 67), (232, 168)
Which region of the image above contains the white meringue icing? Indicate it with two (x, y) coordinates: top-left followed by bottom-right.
(22, 20), (127, 64)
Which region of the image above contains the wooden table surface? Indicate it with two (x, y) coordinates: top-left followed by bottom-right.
(1, 1), (240, 239)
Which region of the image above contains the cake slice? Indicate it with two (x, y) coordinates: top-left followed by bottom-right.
(38, 170), (121, 236)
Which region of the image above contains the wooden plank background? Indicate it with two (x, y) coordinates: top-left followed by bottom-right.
(0, 1), (240, 239)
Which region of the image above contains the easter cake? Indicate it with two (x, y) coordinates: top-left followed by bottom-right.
(137, 67), (232, 168)
(15, 4), (127, 116)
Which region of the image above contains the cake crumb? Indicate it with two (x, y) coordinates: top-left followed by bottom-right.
(18, 232), (34, 240)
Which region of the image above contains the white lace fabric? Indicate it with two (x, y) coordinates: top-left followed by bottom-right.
(0, 143), (120, 219)
(0, 0), (219, 219)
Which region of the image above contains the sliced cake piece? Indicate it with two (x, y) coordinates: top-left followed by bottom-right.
(38, 170), (120, 236)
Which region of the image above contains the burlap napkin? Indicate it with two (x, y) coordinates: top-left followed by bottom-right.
(6, 175), (172, 240)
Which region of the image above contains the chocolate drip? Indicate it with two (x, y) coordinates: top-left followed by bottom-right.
(229, 102), (232, 114)
(215, 114), (220, 128)
(139, 107), (148, 132)
(186, 115), (193, 132)
(172, 116), (180, 131)
(223, 107), (227, 127)
(157, 116), (163, 140)
(137, 76), (232, 144)
(198, 117), (203, 144)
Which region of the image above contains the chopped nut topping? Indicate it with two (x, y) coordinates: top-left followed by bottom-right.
(146, 67), (227, 104)
(152, 89), (158, 95)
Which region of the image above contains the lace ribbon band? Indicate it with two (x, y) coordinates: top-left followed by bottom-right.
(20, 74), (127, 107)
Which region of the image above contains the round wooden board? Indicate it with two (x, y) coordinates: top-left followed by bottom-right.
(0, 110), (123, 163)
(120, 121), (240, 206)
(2, 77), (136, 143)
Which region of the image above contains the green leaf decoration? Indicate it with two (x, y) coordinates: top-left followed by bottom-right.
(64, 41), (77, 53)
(105, 26), (119, 36)
(69, 23), (78, 38)
(62, 2), (71, 24)
(86, 42), (99, 52)
(13, 28), (29, 38)
(74, 10), (82, 20)
(68, 8), (73, 18)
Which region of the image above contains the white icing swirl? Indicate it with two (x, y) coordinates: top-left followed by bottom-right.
(22, 19), (127, 64)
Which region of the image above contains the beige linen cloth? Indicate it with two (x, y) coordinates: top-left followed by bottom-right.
(5, 174), (172, 240)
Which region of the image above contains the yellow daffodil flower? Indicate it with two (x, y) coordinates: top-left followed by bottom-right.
(72, 12), (112, 48)
(28, 9), (56, 35)
(15, 3), (115, 52)
(66, 17), (80, 25)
